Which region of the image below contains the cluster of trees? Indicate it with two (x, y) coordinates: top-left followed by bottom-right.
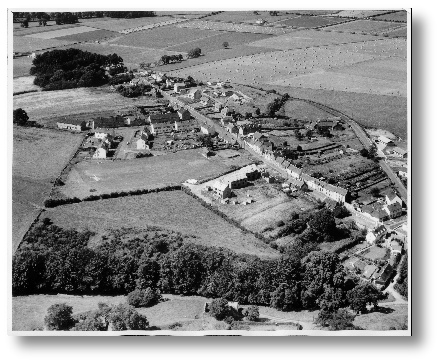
(394, 254), (408, 298)
(44, 302), (150, 331)
(13, 108), (29, 126)
(360, 145), (378, 160)
(116, 83), (151, 98)
(127, 288), (161, 308)
(187, 48), (202, 59)
(108, 73), (134, 86)
(13, 11), (155, 22)
(13, 217), (383, 322)
(266, 93), (290, 116)
(105, 11), (155, 19)
(30, 49), (125, 91)
(160, 54), (184, 65)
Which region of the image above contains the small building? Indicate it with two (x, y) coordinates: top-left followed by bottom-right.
(383, 202), (402, 219)
(174, 83), (185, 93)
(383, 190), (403, 206)
(390, 240), (403, 255)
(94, 132), (108, 140)
(136, 134), (150, 150)
(289, 178), (308, 191)
(57, 119), (87, 131)
(200, 125), (218, 137)
(373, 264), (393, 287)
(187, 88), (202, 101)
(93, 141), (110, 159)
(148, 113), (180, 135)
(377, 135), (395, 147)
(392, 147), (407, 158)
(177, 108), (191, 121)
(363, 264), (379, 280)
(366, 225), (387, 244)
(211, 181), (232, 199)
(226, 123), (239, 134)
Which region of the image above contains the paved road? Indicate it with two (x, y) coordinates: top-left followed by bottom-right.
(379, 160), (407, 201)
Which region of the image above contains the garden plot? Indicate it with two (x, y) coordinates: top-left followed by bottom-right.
(25, 25), (99, 39)
(110, 26), (221, 49)
(13, 35), (76, 53)
(323, 20), (405, 34)
(373, 11), (407, 22)
(247, 29), (383, 50)
(42, 191), (279, 259)
(176, 20), (292, 35)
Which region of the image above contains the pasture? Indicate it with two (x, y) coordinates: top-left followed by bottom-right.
(57, 148), (253, 198)
(324, 20), (405, 34)
(13, 22), (78, 36)
(25, 25), (99, 39)
(111, 26), (221, 49)
(202, 11), (293, 24)
(177, 20), (292, 35)
(247, 29), (383, 50)
(53, 29), (118, 42)
(12, 57), (34, 78)
(276, 16), (348, 28)
(78, 16), (178, 32)
(284, 99), (333, 120)
(331, 10), (393, 18)
(42, 190), (279, 258)
(13, 76), (40, 93)
(353, 304), (408, 330)
(373, 11), (407, 22)
(12, 202), (40, 253)
(13, 35), (76, 53)
(166, 32), (272, 53)
(13, 87), (152, 121)
(383, 27), (407, 38)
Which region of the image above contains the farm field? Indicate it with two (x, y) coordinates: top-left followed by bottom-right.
(78, 16), (179, 32)
(247, 29), (384, 50)
(383, 26), (407, 38)
(53, 29), (118, 42)
(202, 11), (294, 24)
(353, 304), (408, 330)
(177, 20), (293, 35)
(12, 56), (34, 78)
(13, 35), (76, 53)
(268, 86), (408, 139)
(276, 16), (349, 28)
(284, 99), (333, 120)
(13, 87), (153, 121)
(166, 32), (272, 53)
(12, 201), (40, 253)
(57, 148), (254, 198)
(330, 10), (393, 18)
(13, 22), (79, 36)
(24, 25), (100, 39)
(110, 26), (221, 49)
(12, 294), (127, 331)
(42, 190), (279, 258)
(323, 19), (405, 33)
(373, 11), (408, 22)
(13, 76), (40, 93)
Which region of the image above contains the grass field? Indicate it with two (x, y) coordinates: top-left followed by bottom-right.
(202, 11), (293, 24)
(177, 20), (293, 35)
(42, 190), (279, 258)
(166, 32), (272, 53)
(373, 11), (407, 22)
(353, 304), (408, 330)
(78, 16), (177, 32)
(110, 26), (221, 49)
(248, 29), (383, 50)
(324, 19), (405, 33)
(13, 22), (79, 36)
(362, 245), (388, 261)
(276, 16), (348, 28)
(12, 201), (40, 253)
(331, 10), (393, 18)
(12, 56), (34, 78)
(53, 29), (118, 42)
(25, 25), (99, 39)
(383, 27), (407, 38)
(13, 35), (76, 53)
(13, 87), (154, 121)
(13, 76), (40, 93)
(57, 148), (253, 198)
(283, 99), (333, 120)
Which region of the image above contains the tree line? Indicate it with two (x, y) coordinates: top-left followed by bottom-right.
(13, 217), (384, 320)
(30, 49), (125, 91)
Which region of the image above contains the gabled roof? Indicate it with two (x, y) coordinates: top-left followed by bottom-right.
(378, 135), (393, 144)
(392, 147), (407, 155)
(363, 264), (378, 279)
(374, 264), (393, 283)
(386, 202), (402, 213)
(373, 225), (387, 235)
(149, 113), (180, 124)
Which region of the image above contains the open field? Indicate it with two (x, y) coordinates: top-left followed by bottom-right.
(13, 87), (153, 121)
(323, 20), (405, 34)
(177, 20), (293, 35)
(268, 86), (408, 139)
(276, 16), (349, 28)
(57, 148), (254, 198)
(13, 35), (77, 53)
(111, 26), (221, 49)
(202, 11), (294, 24)
(12, 56), (34, 78)
(13, 22), (79, 36)
(53, 29), (118, 42)
(13, 76), (40, 93)
(383, 27), (407, 38)
(373, 11), (408, 22)
(361, 245), (389, 261)
(12, 201), (40, 253)
(78, 16), (178, 32)
(353, 304), (408, 330)
(25, 25), (100, 39)
(12, 294), (127, 331)
(284, 99), (333, 120)
(42, 190), (279, 258)
(166, 32), (272, 53)
(248, 29), (383, 50)
(330, 10), (393, 18)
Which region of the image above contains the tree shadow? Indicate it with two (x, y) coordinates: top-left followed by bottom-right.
(371, 306), (395, 314)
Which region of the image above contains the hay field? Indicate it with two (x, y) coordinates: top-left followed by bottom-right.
(13, 87), (152, 121)
(166, 32), (272, 53)
(247, 29), (383, 50)
(323, 19), (405, 33)
(202, 11), (293, 24)
(13, 56), (34, 78)
(13, 76), (40, 93)
(78, 16), (177, 32)
(373, 11), (407, 22)
(24, 25), (99, 39)
(13, 35), (76, 53)
(42, 191), (279, 258)
(284, 100), (333, 120)
(270, 85), (408, 139)
(53, 29), (118, 42)
(12, 294), (127, 331)
(110, 26), (221, 49)
(350, 38), (407, 58)
(177, 20), (292, 35)
(57, 149), (252, 198)
(13, 22), (78, 36)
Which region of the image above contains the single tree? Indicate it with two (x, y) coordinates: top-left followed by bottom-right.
(209, 298), (230, 320)
(222, 42), (229, 48)
(44, 303), (76, 331)
(371, 187), (381, 198)
(244, 305), (259, 321)
(13, 108), (29, 126)
(187, 47), (202, 59)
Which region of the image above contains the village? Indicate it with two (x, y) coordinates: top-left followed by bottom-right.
(49, 66), (408, 294)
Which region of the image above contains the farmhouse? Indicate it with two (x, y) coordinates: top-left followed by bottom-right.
(148, 113), (180, 135)
(57, 119), (87, 132)
(174, 83), (186, 93)
(315, 119), (344, 132)
(187, 88), (202, 101)
(392, 147), (407, 158)
(177, 108), (191, 121)
(135, 134), (150, 150)
(383, 190), (403, 206)
(210, 181), (232, 199)
(390, 240), (403, 255)
(216, 164), (261, 190)
(366, 225), (387, 244)
(93, 140), (110, 159)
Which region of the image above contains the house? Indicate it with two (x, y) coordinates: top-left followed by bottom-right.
(175, 119), (198, 132)
(383, 202), (402, 219)
(263, 174), (276, 183)
(255, 19), (266, 25)
(363, 264), (379, 280)
(373, 264), (393, 287)
(314, 118), (343, 132)
(226, 123), (239, 134)
(148, 113), (180, 135)
(240, 164), (261, 181)
(366, 225), (387, 244)
(390, 240), (403, 255)
(177, 108), (191, 121)
(187, 88), (202, 101)
(210, 181), (232, 199)
(286, 164), (302, 179)
(221, 106), (234, 117)
(236, 120), (258, 136)
(394, 167), (408, 178)
(253, 131), (266, 141)
(352, 259), (367, 273)
(392, 147), (407, 158)
(289, 178), (308, 191)
(94, 132), (108, 140)
(174, 83), (185, 93)
(201, 147), (215, 158)
(136, 134), (150, 150)
(57, 119), (87, 131)
(377, 135), (395, 147)
(383, 190), (403, 206)
(218, 173), (248, 189)
(93, 140), (110, 159)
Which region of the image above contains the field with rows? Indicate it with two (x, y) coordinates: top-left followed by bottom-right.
(42, 190), (279, 258)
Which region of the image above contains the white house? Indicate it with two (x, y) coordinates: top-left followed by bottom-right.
(187, 88), (202, 101)
(136, 134), (150, 150)
(366, 225), (387, 244)
(94, 132), (108, 140)
(210, 181), (232, 199)
(174, 83), (186, 93)
(93, 141), (109, 159)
